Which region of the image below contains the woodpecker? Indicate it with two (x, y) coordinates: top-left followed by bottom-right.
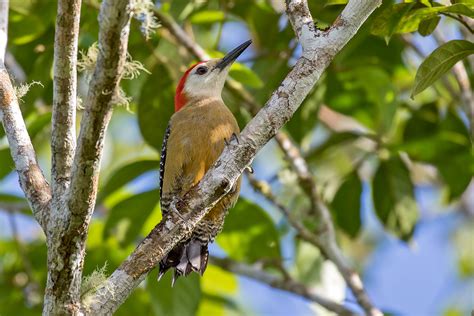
(158, 40), (252, 285)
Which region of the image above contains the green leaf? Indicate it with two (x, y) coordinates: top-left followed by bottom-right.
(285, 88), (321, 143)
(0, 194), (30, 215)
(190, 10), (226, 24)
(418, 16), (440, 36)
(27, 112), (52, 140)
(331, 171), (362, 238)
(0, 148), (14, 179)
(147, 270), (201, 316)
(306, 131), (361, 163)
(98, 160), (159, 202)
(291, 240), (323, 285)
(138, 64), (175, 152)
(372, 156), (419, 241)
(324, 0), (348, 6)
(217, 198), (280, 262)
(371, 2), (416, 40)
(324, 65), (396, 132)
(444, 3), (474, 17)
(103, 190), (159, 246)
(197, 265), (239, 316)
(400, 107), (471, 200)
(9, 1), (56, 45)
(412, 40), (474, 98)
(371, 4), (474, 37)
(436, 152), (472, 200)
(229, 62), (264, 89)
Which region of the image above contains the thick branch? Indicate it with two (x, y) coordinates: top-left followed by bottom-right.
(85, 0), (381, 313)
(0, 0), (51, 232)
(211, 257), (357, 316)
(51, 0), (81, 216)
(43, 0), (133, 314)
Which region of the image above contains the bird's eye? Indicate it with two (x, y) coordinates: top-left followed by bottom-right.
(196, 66), (208, 75)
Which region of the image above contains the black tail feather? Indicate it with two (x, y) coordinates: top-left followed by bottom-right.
(158, 239), (209, 286)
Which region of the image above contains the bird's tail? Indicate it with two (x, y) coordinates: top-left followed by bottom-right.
(158, 239), (209, 286)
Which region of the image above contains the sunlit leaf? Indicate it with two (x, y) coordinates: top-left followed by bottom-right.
(138, 64), (175, 152)
(217, 198), (280, 262)
(98, 160), (159, 202)
(197, 265), (239, 316)
(291, 240), (323, 285)
(27, 112), (52, 140)
(412, 40), (474, 98)
(103, 190), (159, 246)
(371, 2), (415, 41)
(372, 4), (474, 37)
(190, 10), (226, 24)
(229, 62), (264, 88)
(147, 270), (201, 316)
(324, 0), (348, 6)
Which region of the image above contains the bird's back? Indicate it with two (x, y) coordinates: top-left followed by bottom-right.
(159, 97), (241, 282)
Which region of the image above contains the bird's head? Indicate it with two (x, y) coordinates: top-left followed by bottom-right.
(174, 40), (252, 112)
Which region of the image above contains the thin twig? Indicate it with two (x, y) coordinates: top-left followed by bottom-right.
(211, 256), (357, 316)
(277, 89), (381, 314)
(440, 13), (474, 34)
(432, 29), (474, 140)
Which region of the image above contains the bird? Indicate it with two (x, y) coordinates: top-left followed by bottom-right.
(158, 40), (252, 285)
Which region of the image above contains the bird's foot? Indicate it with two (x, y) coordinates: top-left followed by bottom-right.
(170, 200), (192, 233)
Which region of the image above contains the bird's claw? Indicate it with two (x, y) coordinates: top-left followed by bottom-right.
(225, 133), (240, 146)
(231, 132), (239, 144)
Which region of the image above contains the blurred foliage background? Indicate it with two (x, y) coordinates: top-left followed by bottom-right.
(0, 0), (473, 315)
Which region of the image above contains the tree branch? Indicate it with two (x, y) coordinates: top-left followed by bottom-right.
(0, 0), (51, 232)
(50, 0), (81, 224)
(283, 4), (382, 312)
(248, 168), (381, 316)
(85, 0), (382, 313)
(440, 13), (474, 34)
(210, 256), (357, 316)
(43, 0), (134, 314)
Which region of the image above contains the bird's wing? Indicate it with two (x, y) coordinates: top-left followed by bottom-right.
(159, 123), (171, 210)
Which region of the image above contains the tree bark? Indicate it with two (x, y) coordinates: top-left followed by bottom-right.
(43, 0), (133, 314)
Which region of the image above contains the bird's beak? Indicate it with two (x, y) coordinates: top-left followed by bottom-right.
(215, 40), (252, 71)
